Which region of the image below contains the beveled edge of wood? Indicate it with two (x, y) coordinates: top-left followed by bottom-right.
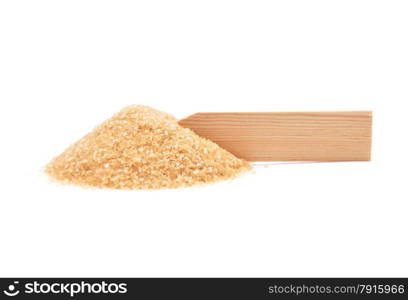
(180, 110), (373, 119)
(367, 110), (373, 161)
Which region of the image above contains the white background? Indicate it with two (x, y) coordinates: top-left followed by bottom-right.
(0, 0), (407, 277)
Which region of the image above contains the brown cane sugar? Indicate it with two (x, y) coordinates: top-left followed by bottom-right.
(45, 105), (251, 189)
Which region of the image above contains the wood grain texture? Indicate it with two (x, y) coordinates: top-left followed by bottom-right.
(179, 111), (372, 162)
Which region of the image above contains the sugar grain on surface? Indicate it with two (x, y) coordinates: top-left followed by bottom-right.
(45, 106), (250, 189)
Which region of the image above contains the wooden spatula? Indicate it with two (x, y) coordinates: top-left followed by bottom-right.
(179, 111), (372, 162)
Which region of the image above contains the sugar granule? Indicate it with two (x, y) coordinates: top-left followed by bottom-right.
(45, 105), (251, 189)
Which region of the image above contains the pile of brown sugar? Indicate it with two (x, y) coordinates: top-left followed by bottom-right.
(45, 105), (251, 189)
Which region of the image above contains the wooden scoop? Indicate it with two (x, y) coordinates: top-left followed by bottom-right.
(179, 111), (372, 162)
